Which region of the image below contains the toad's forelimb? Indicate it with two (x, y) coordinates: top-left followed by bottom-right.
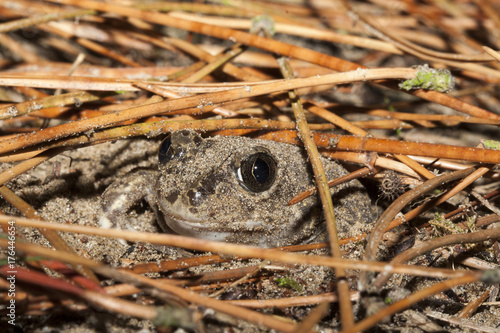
(99, 169), (159, 232)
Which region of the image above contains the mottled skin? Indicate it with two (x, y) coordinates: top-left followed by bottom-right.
(100, 131), (373, 247)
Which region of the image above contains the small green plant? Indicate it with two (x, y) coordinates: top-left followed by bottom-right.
(482, 139), (500, 150)
(250, 14), (275, 37)
(274, 276), (303, 292)
(430, 213), (479, 249)
(429, 212), (465, 235)
(399, 64), (455, 92)
(466, 215), (477, 233)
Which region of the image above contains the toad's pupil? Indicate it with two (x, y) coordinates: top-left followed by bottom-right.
(253, 158), (270, 183)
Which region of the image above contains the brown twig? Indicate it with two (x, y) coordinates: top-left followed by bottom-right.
(0, 215), (476, 281)
(277, 56), (354, 328)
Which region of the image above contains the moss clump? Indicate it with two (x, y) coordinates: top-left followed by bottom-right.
(399, 64), (455, 92)
(250, 14), (275, 36)
(274, 276), (303, 292)
(482, 139), (500, 150)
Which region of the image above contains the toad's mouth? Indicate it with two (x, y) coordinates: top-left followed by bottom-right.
(161, 210), (232, 242)
(156, 191), (273, 244)
(158, 203), (270, 242)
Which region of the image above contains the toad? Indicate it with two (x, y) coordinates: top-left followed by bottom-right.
(100, 130), (373, 247)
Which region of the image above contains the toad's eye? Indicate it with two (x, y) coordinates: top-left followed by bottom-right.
(158, 130), (202, 164)
(237, 152), (277, 192)
(158, 135), (173, 164)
